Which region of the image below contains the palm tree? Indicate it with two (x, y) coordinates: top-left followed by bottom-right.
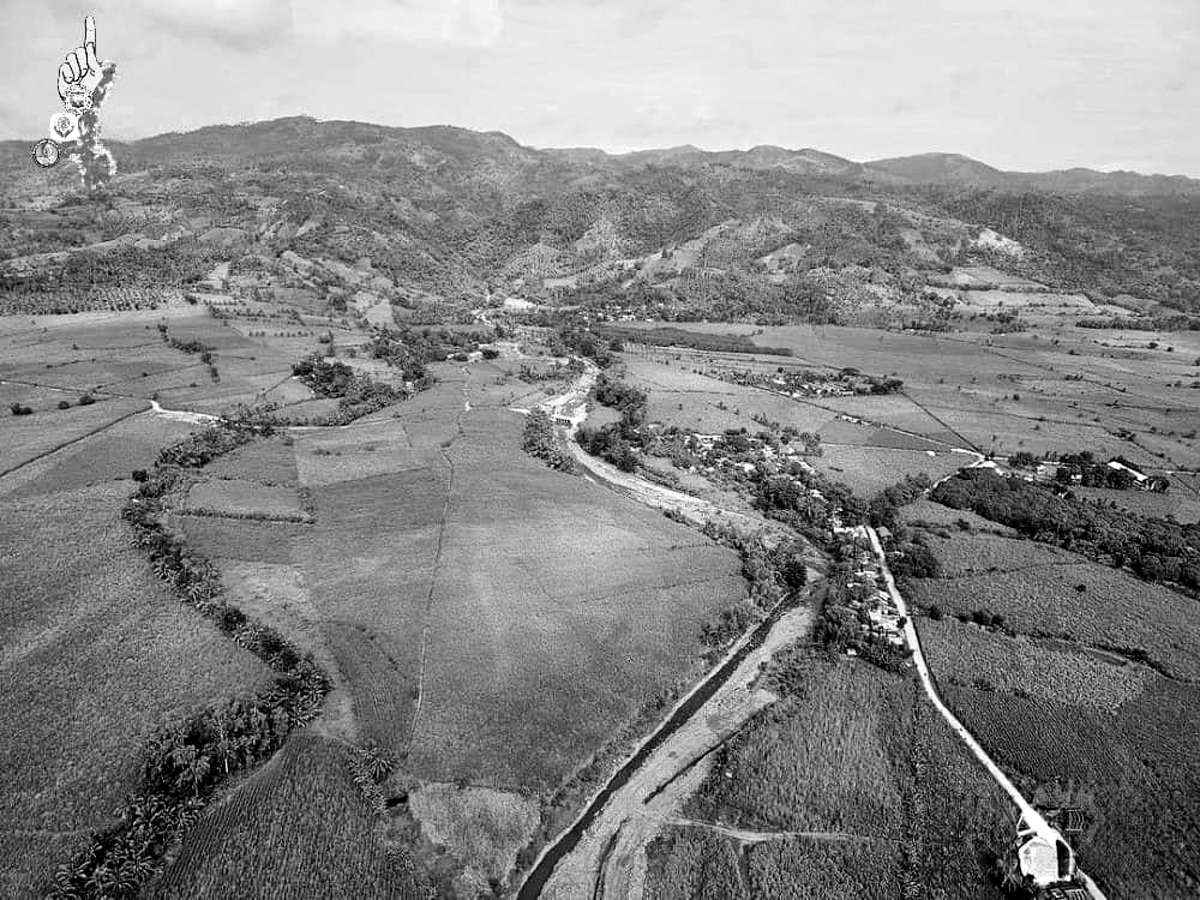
(169, 745), (211, 797)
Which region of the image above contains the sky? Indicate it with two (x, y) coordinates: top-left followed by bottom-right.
(2, 0), (1198, 175)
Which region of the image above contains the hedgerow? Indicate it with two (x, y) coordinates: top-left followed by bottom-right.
(50, 421), (330, 898)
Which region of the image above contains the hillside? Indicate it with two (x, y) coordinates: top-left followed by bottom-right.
(3, 117), (1200, 322)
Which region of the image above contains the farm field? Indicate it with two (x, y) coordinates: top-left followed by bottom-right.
(152, 734), (420, 899)
(1074, 484), (1200, 524)
(621, 351), (944, 449)
(150, 359), (751, 892)
(184, 478), (308, 520)
(898, 516), (1200, 681)
(901, 514), (1200, 897)
(0, 394), (148, 477)
(649, 650), (1010, 898)
(0, 483), (272, 897)
(0, 411), (197, 498)
(617, 321), (1200, 467)
(810, 446), (966, 495)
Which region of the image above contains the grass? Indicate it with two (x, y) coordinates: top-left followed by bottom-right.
(404, 409), (747, 794)
(746, 837), (905, 900)
(3, 413), (198, 499)
(0, 396), (148, 476)
(921, 618), (1154, 713)
(200, 436), (299, 485)
(152, 734), (420, 898)
(644, 826), (748, 899)
(1074, 484), (1200, 525)
(174, 514), (310, 565)
(686, 653), (905, 837)
(810, 446), (964, 495)
(657, 650), (1010, 898)
(904, 514), (1200, 897)
(184, 478), (307, 520)
(901, 521), (1200, 681)
(408, 782), (540, 887)
(0, 483), (271, 897)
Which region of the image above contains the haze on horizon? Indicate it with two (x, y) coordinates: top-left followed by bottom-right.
(2, 0), (1198, 177)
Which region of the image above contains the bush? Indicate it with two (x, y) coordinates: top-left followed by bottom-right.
(57, 399), (71, 410)
(481, 347), (500, 360)
(522, 409), (575, 472)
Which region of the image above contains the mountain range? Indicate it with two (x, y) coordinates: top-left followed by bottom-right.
(6, 116), (1197, 198)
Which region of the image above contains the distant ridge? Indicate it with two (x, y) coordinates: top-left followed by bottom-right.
(8, 115), (1198, 197)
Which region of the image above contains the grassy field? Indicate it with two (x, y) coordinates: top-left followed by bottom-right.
(0, 483), (271, 897)
(902, 514), (1200, 897)
(617, 321), (1200, 467)
(184, 478), (308, 520)
(152, 734), (420, 898)
(652, 651), (1011, 898)
(1, 412), (197, 499)
(921, 618), (1154, 712)
(0, 394), (149, 477)
(899, 518), (1200, 681)
(406, 407), (747, 794)
(146, 360), (752, 891)
(746, 837), (906, 900)
(810, 446), (966, 495)
(644, 826), (750, 899)
(1074, 484), (1200, 524)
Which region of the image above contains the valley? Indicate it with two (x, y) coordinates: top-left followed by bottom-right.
(1, 115), (1199, 899)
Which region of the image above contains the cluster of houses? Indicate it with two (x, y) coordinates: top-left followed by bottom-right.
(988, 455), (1170, 493)
(666, 428), (818, 484)
(711, 365), (904, 399)
(834, 523), (908, 653)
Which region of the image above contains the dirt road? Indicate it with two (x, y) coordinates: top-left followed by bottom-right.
(865, 524), (1107, 899)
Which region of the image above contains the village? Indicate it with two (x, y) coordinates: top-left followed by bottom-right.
(712, 364), (905, 399)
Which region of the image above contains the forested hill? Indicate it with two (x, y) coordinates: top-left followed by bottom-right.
(2, 116), (1199, 317)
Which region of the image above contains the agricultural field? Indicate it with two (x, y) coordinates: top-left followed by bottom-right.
(1074, 483), (1200, 524)
(648, 650), (1011, 898)
(898, 517), (1200, 681)
(617, 321), (1200, 468)
(140, 358), (751, 893)
(901, 513), (1200, 897)
(0, 482), (272, 897)
(6, 104), (1200, 900)
(152, 735), (420, 899)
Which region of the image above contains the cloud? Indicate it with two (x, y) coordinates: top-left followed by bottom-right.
(293, 0), (503, 47)
(126, 0), (502, 50)
(132, 0), (291, 50)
